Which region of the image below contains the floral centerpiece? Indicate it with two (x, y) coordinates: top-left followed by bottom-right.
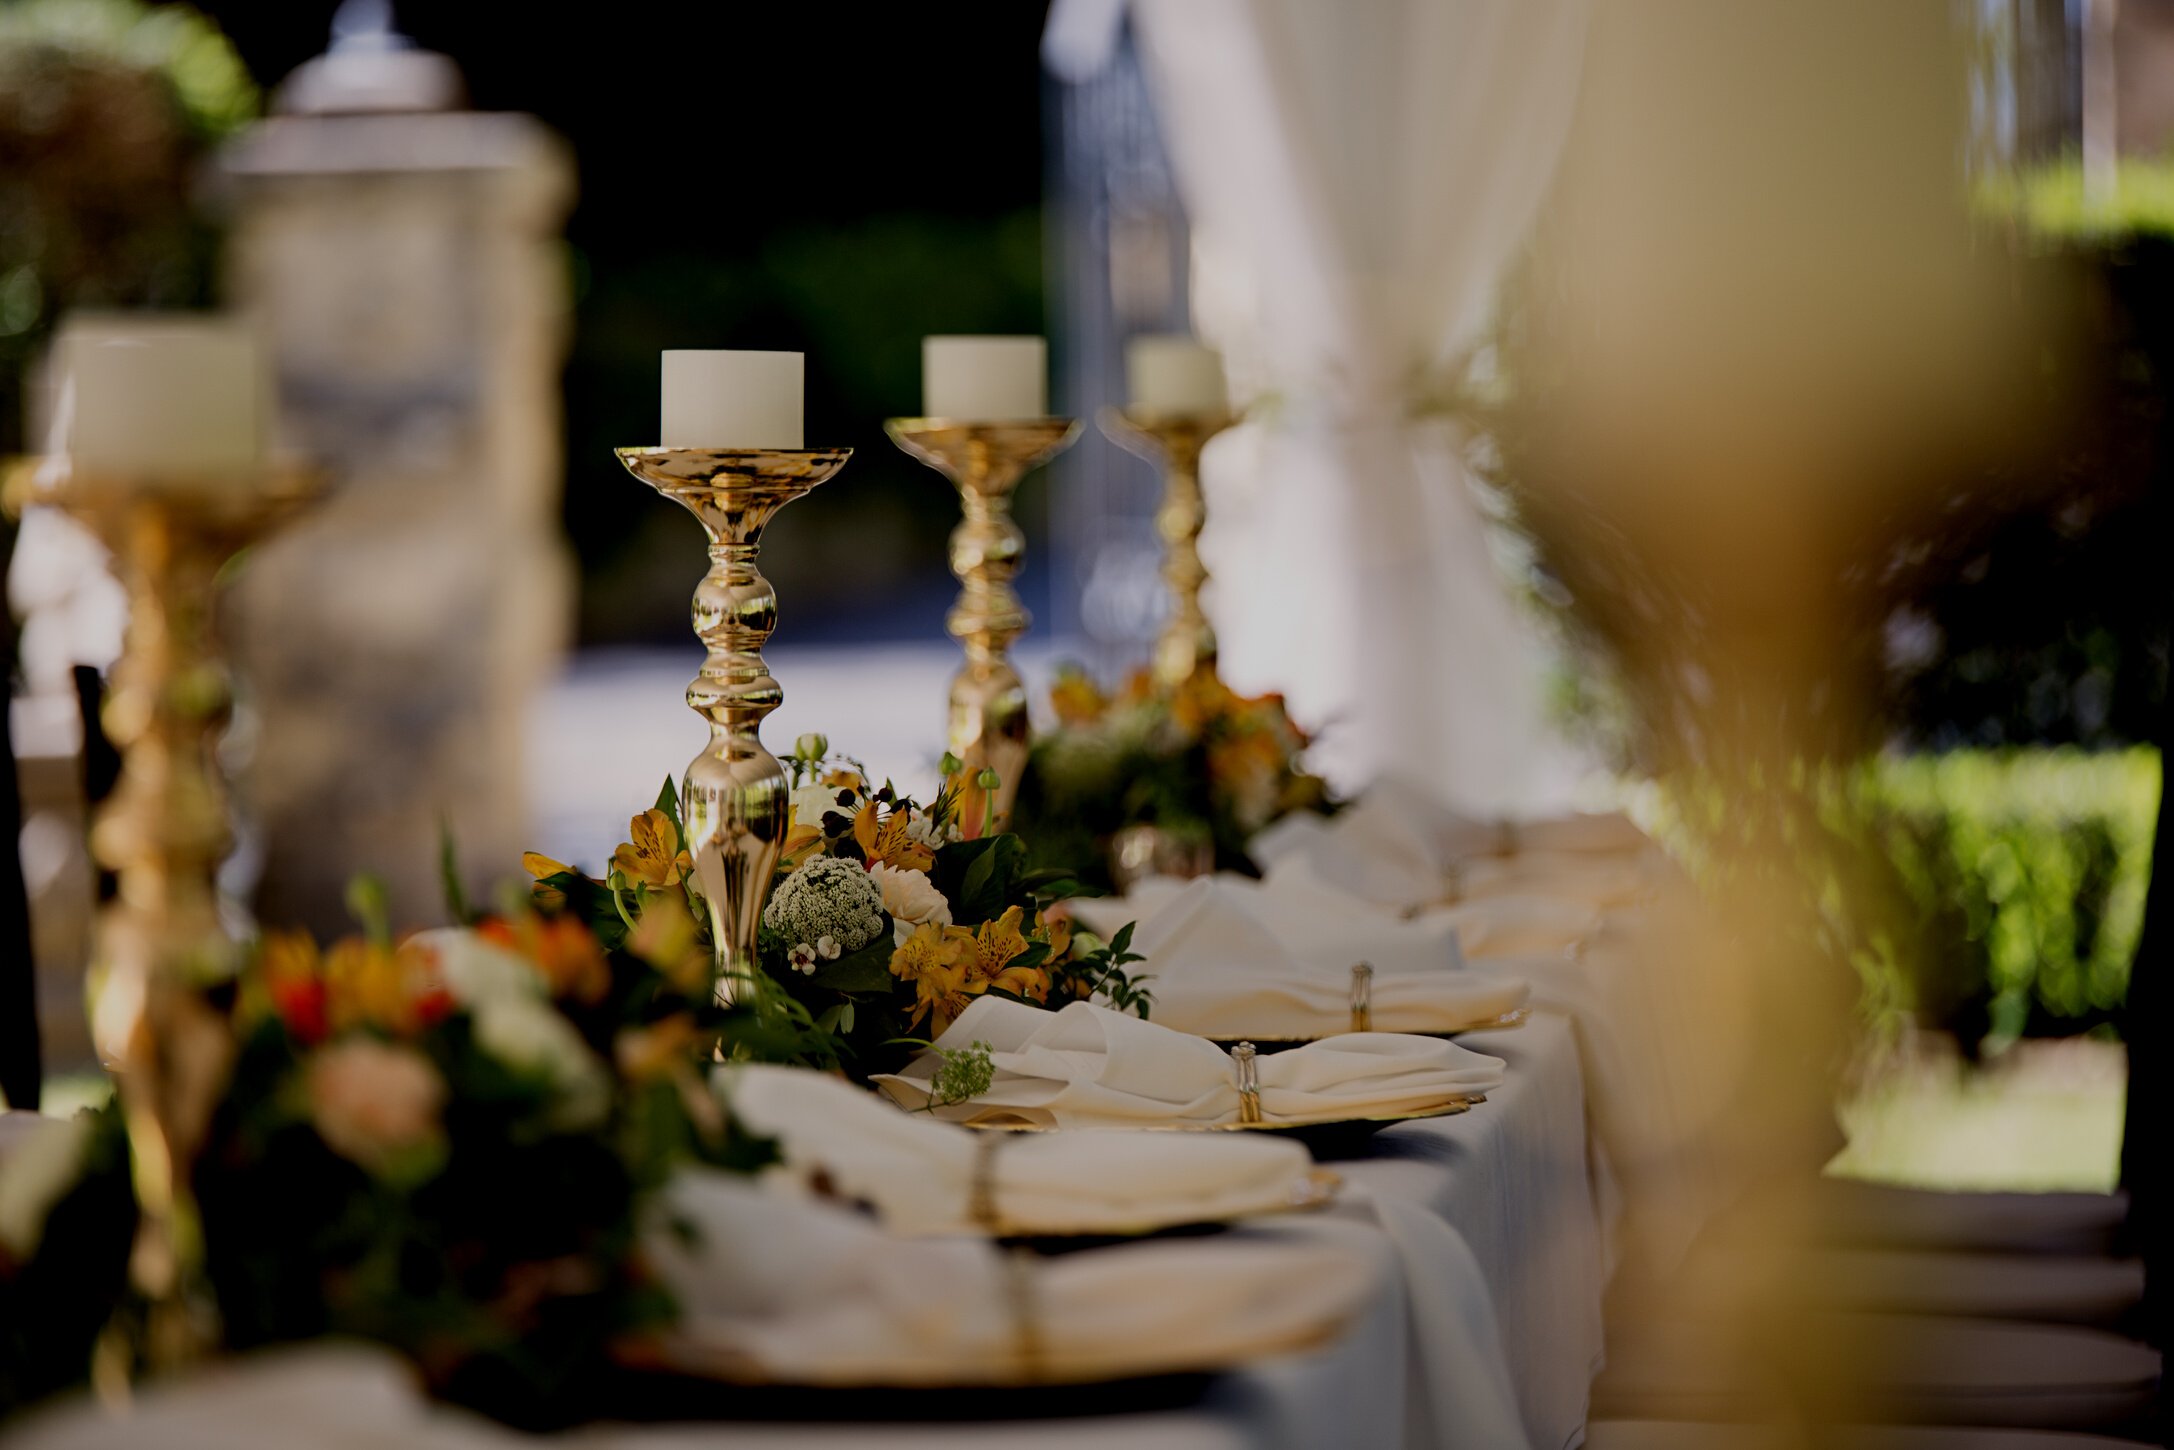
(1014, 666), (1334, 887)
(0, 883), (761, 1427)
(522, 738), (1150, 1084)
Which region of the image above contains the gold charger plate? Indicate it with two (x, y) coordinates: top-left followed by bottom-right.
(1206, 1004), (1531, 1050)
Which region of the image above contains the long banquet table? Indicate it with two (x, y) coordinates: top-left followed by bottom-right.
(9, 860), (1710, 1450)
(576, 1003), (1614, 1450)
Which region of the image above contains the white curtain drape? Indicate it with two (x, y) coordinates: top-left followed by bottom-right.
(1125, 0), (1589, 810)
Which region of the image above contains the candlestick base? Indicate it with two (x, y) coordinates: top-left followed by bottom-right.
(1099, 408), (1238, 689)
(615, 446), (849, 1003)
(885, 417), (1080, 830)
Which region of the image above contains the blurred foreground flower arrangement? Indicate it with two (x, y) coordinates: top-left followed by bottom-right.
(0, 880), (769, 1425)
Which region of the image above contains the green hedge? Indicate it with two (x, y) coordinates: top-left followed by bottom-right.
(1850, 749), (2158, 1044)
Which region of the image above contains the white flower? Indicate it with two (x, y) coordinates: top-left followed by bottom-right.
(904, 813), (961, 851)
(867, 862), (952, 950)
(789, 783), (859, 833)
(470, 992), (611, 1130)
(404, 926), (540, 1007)
(787, 942), (819, 975)
(762, 856), (887, 953)
(815, 935), (842, 961)
(307, 1039), (445, 1179)
(0, 1113), (91, 1260)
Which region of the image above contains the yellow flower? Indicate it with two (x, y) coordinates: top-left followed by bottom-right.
(614, 1014), (704, 1083)
(821, 766), (867, 792)
(889, 922), (974, 1031)
(626, 888), (712, 999)
(522, 852), (577, 909)
(322, 937), (419, 1036)
(853, 800), (935, 872)
(1049, 669), (1108, 726)
(948, 905), (1030, 987)
(779, 820), (826, 873)
(613, 808), (691, 889)
(480, 914), (612, 1004)
(1034, 910), (1072, 962)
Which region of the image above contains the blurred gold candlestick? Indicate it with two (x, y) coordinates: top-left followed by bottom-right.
(1100, 408), (1238, 688)
(7, 458), (313, 1377)
(616, 447), (849, 1000)
(886, 418), (1080, 828)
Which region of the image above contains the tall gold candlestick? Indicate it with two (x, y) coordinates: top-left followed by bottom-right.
(615, 447), (848, 1000)
(885, 418), (1080, 828)
(6, 459), (313, 1377)
(1100, 408), (1238, 688)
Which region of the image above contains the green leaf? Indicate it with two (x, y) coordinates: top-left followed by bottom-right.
(438, 819), (472, 924)
(957, 835), (1024, 923)
(655, 775), (686, 841)
(1006, 941), (1052, 971)
(810, 936), (895, 993)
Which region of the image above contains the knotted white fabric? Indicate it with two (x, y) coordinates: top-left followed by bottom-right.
(1128, 0), (1590, 805)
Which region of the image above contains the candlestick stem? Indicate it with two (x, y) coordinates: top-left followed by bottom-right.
(886, 418), (1080, 829)
(1100, 408), (1238, 688)
(616, 448), (848, 1001)
(6, 460), (314, 1379)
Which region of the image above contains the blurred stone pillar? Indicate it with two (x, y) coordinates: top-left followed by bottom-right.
(213, 28), (574, 935)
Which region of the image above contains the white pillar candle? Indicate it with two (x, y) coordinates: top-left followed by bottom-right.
(661, 350), (803, 449)
(1125, 335), (1228, 415)
(922, 335), (1048, 419)
(47, 313), (268, 479)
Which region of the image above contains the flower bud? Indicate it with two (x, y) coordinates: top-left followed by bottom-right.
(794, 732), (829, 762)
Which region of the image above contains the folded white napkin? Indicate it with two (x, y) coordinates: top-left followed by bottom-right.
(649, 1168), (1375, 1385)
(1253, 849), (1604, 960)
(1070, 876), (1525, 1038)
(1070, 870), (1466, 977)
(874, 996), (1504, 1128)
(721, 1063), (1324, 1236)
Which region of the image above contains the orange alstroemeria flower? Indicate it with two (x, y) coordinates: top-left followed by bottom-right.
(853, 799), (935, 872)
(948, 905), (1031, 987)
(1048, 669), (1108, 726)
(890, 921), (974, 1031)
(613, 808), (692, 890)
(479, 913), (612, 1004)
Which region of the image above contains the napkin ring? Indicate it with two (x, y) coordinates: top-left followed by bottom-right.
(1232, 1041), (1263, 1125)
(969, 1133), (1008, 1233)
(1004, 1249), (1049, 1383)
(1349, 962), (1375, 1033)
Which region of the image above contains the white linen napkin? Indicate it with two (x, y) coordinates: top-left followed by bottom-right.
(1070, 869), (1467, 978)
(1256, 848), (1604, 958)
(648, 1168), (1375, 1385)
(721, 1063), (1323, 1236)
(873, 996), (1504, 1128)
(1070, 876), (1526, 1038)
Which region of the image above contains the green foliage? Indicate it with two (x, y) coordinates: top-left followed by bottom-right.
(1846, 748), (2156, 1046)
(924, 1039), (995, 1111)
(1978, 156), (2174, 242)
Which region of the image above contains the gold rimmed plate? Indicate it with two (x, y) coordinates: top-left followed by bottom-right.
(958, 1096), (1482, 1159)
(988, 1166), (1344, 1249)
(1205, 1005), (1532, 1053)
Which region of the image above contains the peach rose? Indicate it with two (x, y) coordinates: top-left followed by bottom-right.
(307, 1039), (447, 1180)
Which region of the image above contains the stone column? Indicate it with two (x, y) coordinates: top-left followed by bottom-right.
(214, 33), (574, 935)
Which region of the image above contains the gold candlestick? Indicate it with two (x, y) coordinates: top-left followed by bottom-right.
(615, 447), (849, 1001)
(885, 418), (1080, 828)
(6, 457), (314, 1378)
(1100, 408), (1238, 688)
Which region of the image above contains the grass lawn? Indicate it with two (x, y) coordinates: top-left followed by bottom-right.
(1828, 1033), (2126, 1193)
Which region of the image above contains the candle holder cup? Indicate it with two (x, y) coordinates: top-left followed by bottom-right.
(615, 446), (849, 1004)
(884, 417), (1080, 829)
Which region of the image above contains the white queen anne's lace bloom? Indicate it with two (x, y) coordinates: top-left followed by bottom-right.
(762, 855), (887, 954)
